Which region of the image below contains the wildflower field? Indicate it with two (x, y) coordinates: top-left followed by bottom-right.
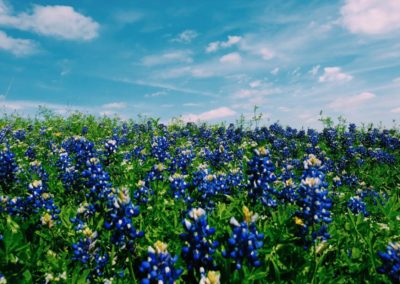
(0, 113), (399, 283)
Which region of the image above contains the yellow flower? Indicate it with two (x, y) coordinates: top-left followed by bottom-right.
(82, 227), (95, 238)
(153, 241), (168, 254)
(295, 216), (304, 226)
(41, 213), (54, 228)
(206, 174), (214, 181)
(29, 160), (41, 167)
(32, 180), (42, 188)
(243, 206), (258, 223)
(200, 271), (220, 284)
(258, 147), (267, 156)
(285, 178), (294, 187)
(54, 132), (62, 137)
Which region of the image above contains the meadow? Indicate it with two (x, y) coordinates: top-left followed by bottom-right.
(0, 112), (399, 283)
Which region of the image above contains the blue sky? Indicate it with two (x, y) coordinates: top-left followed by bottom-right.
(0, 0), (399, 128)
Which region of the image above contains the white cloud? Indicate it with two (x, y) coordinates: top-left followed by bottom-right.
(319, 67), (353, 83)
(233, 88), (275, 99)
(0, 99), (83, 114)
(309, 65), (320, 76)
(160, 66), (214, 79)
(101, 102), (127, 109)
(259, 47), (274, 60)
(249, 80), (262, 88)
(0, 30), (36, 56)
(221, 35), (241, 47)
(390, 107), (400, 113)
(172, 29), (198, 43)
(271, 67), (280, 75)
(206, 35), (241, 53)
(219, 52), (241, 64)
(393, 77), (400, 83)
(0, 2), (99, 41)
(144, 91), (167, 98)
(142, 50), (193, 66)
(341, 0), (400, 35)
(182, 107), (236, 122)
(328, 92), (376, 109)
(237, 36), (275, 60)
(183, 102), (202, 107)
(114, 10), (142, 24)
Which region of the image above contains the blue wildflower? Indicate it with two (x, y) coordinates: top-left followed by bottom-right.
(223, 206), (264, 270)
(246, 147), (277, 207)
(378, 242), (400, 282)
(139, 241), (183, 284)
(295, 154), (332, 245)
(0, 147), (18, 190)
(347, 196), (368, 216)
(180, 208), (218, 273)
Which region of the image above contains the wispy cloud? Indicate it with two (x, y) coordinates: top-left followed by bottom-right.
(206, 35), (241, 53)
(0, 30), (36, 56)
(141, 50), (193, 66)
(113, 10), (142, 25)
(182, 106), (236, 122)
(0, 1), (99, 41)
(390, 107), (400, 113)
(144, 91), (167, 98)
(341, 0), (400, 35)
(101, 102), (127, 109)
(328, 92), (375, 110)
(114, 77), (218, 97)
(171, 29), (198, 43)
(319, 67), (353, 83)
(309, 65), (320, 76)
(219, 52), (241, 64)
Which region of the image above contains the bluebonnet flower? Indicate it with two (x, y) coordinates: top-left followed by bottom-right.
(72, 234), (109, 279)
(180, 208), (218, 273)
(81, 126), (88, 135)
(13, 129), (26, 141)
(29, 160), (49, 182)
(56, 149), (79, 193)
(0, 126), (11, 143)
(278, 177), (297, 204)
(82, 158), (112, 200)
(61, 136), (96, 169)
(0, 147), (18, 190)
(295, 154), (332, 245)
(194, 168), (230, 209)
(378, 242), (400, 282)
(24, 146), (36, 160)
(104, 139), (118, 155)
(104, 187), (143, 250)
(226, 168), (244, 189)
(169, 148), (195, 175)
(0, 196), (26, 216)
(145, 163), (165, 182)
(347, 196), (368, 216)
(203, 143), (233, 169)
(246, 147), (278, 207)
(139, 241), (183, 284)
(169, 173), (192, 202)
(25, 180), (60, 224)
(223, 206), (264, 270)
(133, 180), (153, 204)
(150, 136), (171, 162)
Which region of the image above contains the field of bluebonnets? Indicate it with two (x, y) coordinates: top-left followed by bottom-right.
(0, 112), (399, 284)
